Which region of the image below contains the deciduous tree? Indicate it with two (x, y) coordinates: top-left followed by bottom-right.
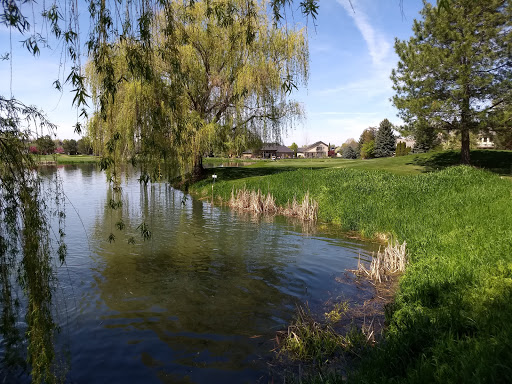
(77, 138), (93, 155)
(357, 127), (376, 157)
(289, 142), (299, 157)
(62, 139), (77, 155)
(35, 135), (56, 155)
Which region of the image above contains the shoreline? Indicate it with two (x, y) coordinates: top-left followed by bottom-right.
(185, 162), (512, 382)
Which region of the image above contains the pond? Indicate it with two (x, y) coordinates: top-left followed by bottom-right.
(26, 165), (377, 383)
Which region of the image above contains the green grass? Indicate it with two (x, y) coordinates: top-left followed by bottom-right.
(190, 150), (512, 383)
(203, 156), (258, 165)
(200, 150), (512, 181)
(37, 154), (99, 164)
(243, 155), (428, 175)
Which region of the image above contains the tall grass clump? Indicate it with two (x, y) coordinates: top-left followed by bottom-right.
(223, 186), (318, 220)
(278, 305), (346, 363)
(353, 241), (408, 283)
(191, 165), (512, 382)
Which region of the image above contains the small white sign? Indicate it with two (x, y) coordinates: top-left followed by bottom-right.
(212, 174), (217, 179)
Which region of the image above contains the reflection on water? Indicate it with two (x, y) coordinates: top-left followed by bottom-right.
(40, 164), (377, 383)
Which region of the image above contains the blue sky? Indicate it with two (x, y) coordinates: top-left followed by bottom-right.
(0, 0), (425, 146)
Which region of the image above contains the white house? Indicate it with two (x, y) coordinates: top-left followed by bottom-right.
(476, 133), (495, 149)
(395, 136), (416, 149)
(297, 141), (329, 158)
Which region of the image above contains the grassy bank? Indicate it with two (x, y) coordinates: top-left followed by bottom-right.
(201, 150), (512, 179)
(190, 153), (512, 382)
(37, 154), (99, 164)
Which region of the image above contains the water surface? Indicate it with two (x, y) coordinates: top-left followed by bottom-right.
(43, 164), (376, 383)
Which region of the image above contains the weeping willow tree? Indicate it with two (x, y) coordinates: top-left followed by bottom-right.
(87, 0), (309, 181)
(0, 98), (67, 383)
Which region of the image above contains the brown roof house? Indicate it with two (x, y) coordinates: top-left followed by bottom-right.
(260, 144), (294, 159)
(242, 144), (294, 159)
(297, 141), (329, 158)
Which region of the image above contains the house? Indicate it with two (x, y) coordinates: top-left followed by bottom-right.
(242, 144), (294, 159)
(260, 144), (294, 159)
(242, 150), (254, 159)
(296, 141), (329, 158)
(476, 133), (495, 149)
(395, 136), (415, 149)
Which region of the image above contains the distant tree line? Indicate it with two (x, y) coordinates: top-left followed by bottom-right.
(337, 118), (410, 160)
(28, 136), (93, 155)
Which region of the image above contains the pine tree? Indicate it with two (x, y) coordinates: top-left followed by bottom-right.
(392, 0), (512, 164)
(375, 118), (396, 157)
(342, 145), (357, 159)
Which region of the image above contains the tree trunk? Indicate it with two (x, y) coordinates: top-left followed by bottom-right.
(459, 56), (472, 165)
(460, 128), (471, 165)
(191, 153), (205, 182)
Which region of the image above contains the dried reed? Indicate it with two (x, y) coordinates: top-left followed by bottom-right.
(352, 241), (408, 283)
(228, 187), (318, 221)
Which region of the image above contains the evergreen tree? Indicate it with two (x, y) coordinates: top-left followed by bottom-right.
(342, 145), (357, 159)
(494, 129), (512, 150)
(392, 0), (512, 164)
(411, 120), (439, 153)
(395, 141), (403, 156)
(375, 118), (396, 157)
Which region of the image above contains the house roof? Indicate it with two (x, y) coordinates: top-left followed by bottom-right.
(261, 144), (293, 153)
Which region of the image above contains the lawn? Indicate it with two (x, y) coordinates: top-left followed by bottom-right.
(189, 149), (512, 383)
(199, 150), (512, 182)
(36, 154), (99, 164)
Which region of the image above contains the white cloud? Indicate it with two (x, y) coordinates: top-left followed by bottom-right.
(337, 0), (391, 66)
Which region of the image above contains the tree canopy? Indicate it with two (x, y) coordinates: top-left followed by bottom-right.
(35, 135), (56, 155)
(358, 127), (376, 158)
(391, 0), (512, 164)
(86, 0), (308, 181)
(289, 142), (299, 156)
